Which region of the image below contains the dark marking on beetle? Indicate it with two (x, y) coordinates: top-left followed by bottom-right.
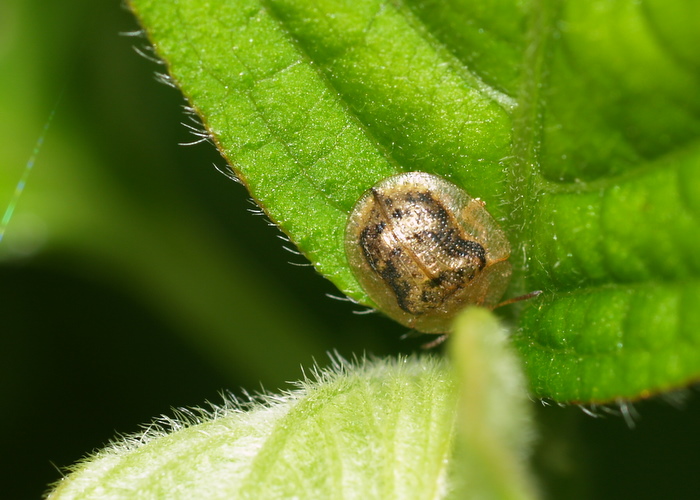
(379, 260), (414, 314)
(357, 186), (490, 315)
(360, 226), (416, 313)
(425, 229), (487, 264)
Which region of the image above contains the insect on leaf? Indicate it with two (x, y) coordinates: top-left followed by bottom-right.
(129, 0), (700, 403)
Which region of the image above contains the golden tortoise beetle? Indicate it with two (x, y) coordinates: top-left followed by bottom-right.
(345, 171), (536, 334)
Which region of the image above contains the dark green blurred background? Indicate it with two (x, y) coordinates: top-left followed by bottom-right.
(2, 1), (699, 499)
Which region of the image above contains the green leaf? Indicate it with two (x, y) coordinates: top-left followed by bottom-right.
(129, 0), (513, 302)
(48, 310), (537, 499)
(128, 0), (700, 402)
(449, 308), (537, 500)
